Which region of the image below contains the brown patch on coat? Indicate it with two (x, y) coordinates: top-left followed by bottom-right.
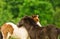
(1, 23), (14, 39)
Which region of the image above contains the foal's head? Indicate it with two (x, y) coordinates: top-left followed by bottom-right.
(31, 15), (41, 26)
(32, 15), (39, 23)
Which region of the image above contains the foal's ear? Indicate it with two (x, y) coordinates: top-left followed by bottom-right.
(32, 15), (39, 18)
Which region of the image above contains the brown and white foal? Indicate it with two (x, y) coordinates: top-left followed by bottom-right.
(1, 22), (30, 39)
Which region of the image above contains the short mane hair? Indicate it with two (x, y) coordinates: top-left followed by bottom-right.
(17, 16), (39, 27)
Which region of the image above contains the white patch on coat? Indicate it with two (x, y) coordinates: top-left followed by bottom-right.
(6, 22), (30, 39)
(37, 22), (42, 27)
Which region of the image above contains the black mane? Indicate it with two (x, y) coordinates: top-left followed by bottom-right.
(17, 16), (39, 27)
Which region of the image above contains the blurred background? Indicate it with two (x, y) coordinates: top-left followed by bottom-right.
(0, 0), (60, 39)
(0, 0), (60, 27)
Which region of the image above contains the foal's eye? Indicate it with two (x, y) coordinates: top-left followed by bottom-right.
(38, 16), (39, 18)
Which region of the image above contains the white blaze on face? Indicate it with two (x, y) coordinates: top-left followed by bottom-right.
(37, 15), (42, 27)
(37, 22), (42, 27)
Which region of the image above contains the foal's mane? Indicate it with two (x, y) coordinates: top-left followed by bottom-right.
(17, 16), (39, 27)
